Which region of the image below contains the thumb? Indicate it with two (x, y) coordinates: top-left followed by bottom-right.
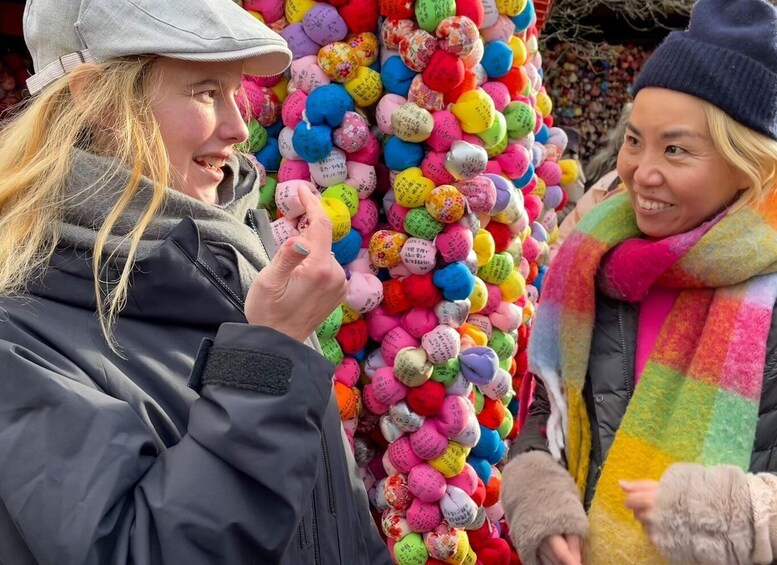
(268, 239), (309, 279)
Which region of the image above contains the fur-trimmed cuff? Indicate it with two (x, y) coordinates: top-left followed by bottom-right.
(748, 473), (777, 564)
(652, 463), (754, 564)
(501, 451), (588, 565)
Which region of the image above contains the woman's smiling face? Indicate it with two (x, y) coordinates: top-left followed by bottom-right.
(617, 88), (749, 238)
(149, 58), (249, 204)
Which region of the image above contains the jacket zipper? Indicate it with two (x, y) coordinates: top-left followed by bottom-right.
(617, 303), (633, 400)
(247, 210), (271, 261)
(320, 434), (336, 515)
(311, 490), (322, 565)
(170, 237), (245, 311)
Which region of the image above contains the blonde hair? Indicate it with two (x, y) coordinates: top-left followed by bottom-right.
(703, 101), (777, 212)
(0, 56), (168, 346)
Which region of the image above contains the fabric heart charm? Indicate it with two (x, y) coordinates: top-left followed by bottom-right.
(305, 83), (354, 127)
(495, 142), (530, 179)
(392, 103), (435, 143)
(444, 140), (488, 181)
(393, 167), (434, 208)
(303, 3), (348, 45)
(421, 324), (461, 364)
(433, 299), (470, 328)
(398, 29), (438, 72)
(380, 56), (416, 97)
(375, 93), (407, 135)
(372, 366), (410, 405)
(481, 15), (516, 44)
(351, 198), (379, 236)
(381, 18), (417, 49)
(454, 0), (483, 26)
(415, 0), (456, 32)
(421, 151), (457, 186)
(400, 237), (438, 276)
(309, 148), (348, 187)
(333, 111), (370, 153)
(408, 463), (447, 503)
(433, 262), (476, 301)
(244, 0), (285, 22)
(369, 229), (408, 269)
(440, 484), (478, 528)
(451, 89), (495, 134)
(435, 222), (473, 264)
(458, 346), (498, 385)
(381, 509), (412, 541)
(426, 110), (463, 152)
(281, 89), (308, 129)
(393, 346), (434, 387)
(338, 0), (380, 33)
(436, 16), (480, 58)
(334, 356), (361, 387)
(425, 184), (467, 224)
(348, 32), (380, 66)
(408, 74), (445, 113)
(380, 0), (415, 19)
(407, 498), (445, 535)
(410, 419), (449, 460)
(318, 42), (361, 83)
(285, 0), (317, 24)
(401, 307), (440, 339)
(367, 305), (402, 342)
(346, 271), (384, 314)
(345, 66), (384, 107)
(422, 50), (465, 92)
(270, 216), (300, 248)
(454, 176), (495, 214)
(390, 400), (427, 433)
(345, 161), (378, 200)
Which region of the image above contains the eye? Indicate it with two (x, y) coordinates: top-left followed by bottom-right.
(194, 90), (217, 102)
(623, 134), (640, 148)
(665, 145), (685, 155)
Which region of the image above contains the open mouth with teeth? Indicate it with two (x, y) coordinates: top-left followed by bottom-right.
(636, 195), (674, 211)
(194, 156), (227, 171)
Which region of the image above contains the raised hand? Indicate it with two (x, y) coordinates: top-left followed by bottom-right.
(245, 186), (347, 342)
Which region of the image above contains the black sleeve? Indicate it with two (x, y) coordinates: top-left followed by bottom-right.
(0, 323), (335, 564)
(508, 376), (552, 459)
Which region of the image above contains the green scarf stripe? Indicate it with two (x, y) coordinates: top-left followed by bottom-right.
(702, 390), (760, 468)
(676, 208), (777, 286)
(576, 192), (639, 243)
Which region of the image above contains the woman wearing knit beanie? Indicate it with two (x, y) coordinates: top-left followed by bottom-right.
(0, 0), (390, 563)
(501, 0), (777, 563)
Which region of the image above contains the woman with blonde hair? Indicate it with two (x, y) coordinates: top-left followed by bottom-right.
(502, 0), (777, 563)
(0, 0), (389, 563)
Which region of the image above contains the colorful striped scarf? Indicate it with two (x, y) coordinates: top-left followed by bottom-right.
(529, 190), (777, 563)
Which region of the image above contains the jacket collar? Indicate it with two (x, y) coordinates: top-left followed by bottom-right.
(29, 217), (248, 327)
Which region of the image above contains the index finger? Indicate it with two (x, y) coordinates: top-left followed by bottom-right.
(619, 480), (658, 492)
(565, 534), (581, 558)
(548, 537), (580, 565)
(297, 185), (332, 254)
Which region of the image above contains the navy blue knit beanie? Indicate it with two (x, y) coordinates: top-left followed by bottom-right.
(633, 0), (777, 141)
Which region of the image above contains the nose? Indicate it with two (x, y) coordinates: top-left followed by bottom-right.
(219, 95), (250, 146)
(631, 151), (665, 189)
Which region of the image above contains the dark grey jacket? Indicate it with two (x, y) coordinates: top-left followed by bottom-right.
(511, 289), (777, 507)
(0, 215), (390, 564)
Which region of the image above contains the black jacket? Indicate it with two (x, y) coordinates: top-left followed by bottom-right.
(0, 214), (390, 564)
(511, 289), (777, 507)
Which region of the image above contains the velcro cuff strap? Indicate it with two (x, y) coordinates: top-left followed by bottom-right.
(199, 347), (294, 396)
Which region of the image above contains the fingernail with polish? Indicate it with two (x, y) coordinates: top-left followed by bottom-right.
(294, 242), (310, 255)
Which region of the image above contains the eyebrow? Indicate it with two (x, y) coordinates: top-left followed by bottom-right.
(626, 122), (705, 141)
(189, 79), (221, 89)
